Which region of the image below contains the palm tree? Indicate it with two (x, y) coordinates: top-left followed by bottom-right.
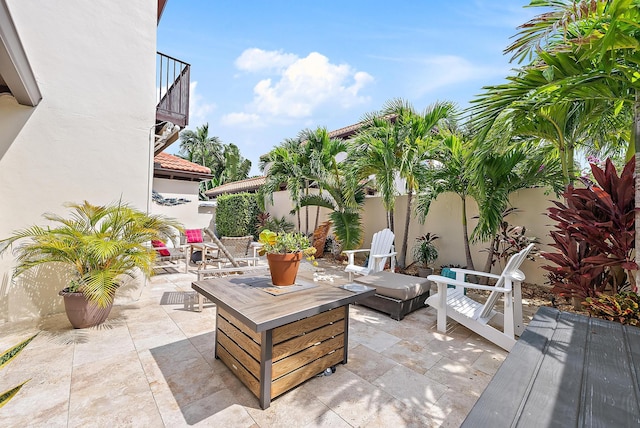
(219, 143), (251, 184)
(470, 0), (640, 286)
(178, 123), (223, 170)
(352, 114), (401, 232)
(299, 138), (367, 251)
(299, 127), (348, 233)
(260, 139), (305, 232)
(470, 139), (564, 275)
(417, 131), (478, 270)
(469, 51), (630, 185)
(381, 99), (456, 267)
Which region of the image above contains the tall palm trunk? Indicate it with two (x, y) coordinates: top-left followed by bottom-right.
(480, 235), (497, 285)
(461, 195), (475, 270)
(304, 181), (310, 235)
(399, 191), (413, 268)
(389, 208), (395, 232)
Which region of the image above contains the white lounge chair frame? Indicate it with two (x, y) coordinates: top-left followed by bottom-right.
(152, 244), (188, 273)
(343, 228), (397, 281)
(192, 229), (267, 311)
(425, 244), (534, 351)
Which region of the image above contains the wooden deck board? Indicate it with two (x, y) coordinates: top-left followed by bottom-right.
(463, 307), (640, 427)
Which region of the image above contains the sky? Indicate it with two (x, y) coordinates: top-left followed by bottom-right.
(157, 1), (540, 176)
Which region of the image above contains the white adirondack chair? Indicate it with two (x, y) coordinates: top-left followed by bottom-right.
(343, 228), (397, 281)
(425, 243), (534, 351)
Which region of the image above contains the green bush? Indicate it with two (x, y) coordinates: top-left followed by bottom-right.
(216, 193), (260, 237)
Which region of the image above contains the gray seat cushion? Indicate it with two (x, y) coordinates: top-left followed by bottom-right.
(354, 271), (430, 301)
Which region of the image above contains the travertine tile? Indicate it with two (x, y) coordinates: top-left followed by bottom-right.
(0, 268), (519, 427)
(68, 350), (163, 427)
(423, 356), (493, 397)
(373, 364), (448, 415)
(302, 410), (351, 427)
(427, 389), (480, 427)
(344, 343), (399, 383)
(382, 338), (443, 374)
(349, 319), (402, 352)
(302, 368), (396, 427)
(159, 387), (256, 427)
(244, 385), (332, 427)
(471, 349), (507, 376)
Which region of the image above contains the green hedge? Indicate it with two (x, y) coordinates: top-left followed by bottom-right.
(216, 193), (260, 237)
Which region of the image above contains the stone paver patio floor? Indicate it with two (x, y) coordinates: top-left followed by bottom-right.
(0, 262), (515, 427)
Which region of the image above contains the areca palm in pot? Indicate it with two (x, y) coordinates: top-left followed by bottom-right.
(412, 233), (439, 277)
(258, 229), (316, 286)
(0, 201), (182, 328)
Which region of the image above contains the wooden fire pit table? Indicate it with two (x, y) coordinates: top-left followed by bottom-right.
(192, 272), (374, 409)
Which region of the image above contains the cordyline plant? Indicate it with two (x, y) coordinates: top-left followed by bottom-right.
(542, 157), (636, 299)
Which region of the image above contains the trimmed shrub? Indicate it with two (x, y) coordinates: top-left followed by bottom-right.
(216, 193), (260, 237)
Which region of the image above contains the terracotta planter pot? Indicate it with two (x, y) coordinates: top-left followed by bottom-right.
(59, 289), (113, 328)
(267, 253), (303, 286)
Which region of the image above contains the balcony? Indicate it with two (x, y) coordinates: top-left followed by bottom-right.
(155, 51), (190, 154)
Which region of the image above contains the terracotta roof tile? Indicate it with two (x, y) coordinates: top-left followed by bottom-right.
(154, 152), (211, 174)
(204, 176), (266, 197)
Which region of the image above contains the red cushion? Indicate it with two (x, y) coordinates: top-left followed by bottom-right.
(151, 240), (170, 256)
(185, 229), (203, 243)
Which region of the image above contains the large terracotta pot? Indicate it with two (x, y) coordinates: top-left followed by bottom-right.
(59, 289), (113, 328)
(267, 253), (302, 286)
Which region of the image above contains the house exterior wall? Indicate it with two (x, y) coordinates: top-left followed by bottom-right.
(0, 0), (157, 322)
(151, 178), (215, 232)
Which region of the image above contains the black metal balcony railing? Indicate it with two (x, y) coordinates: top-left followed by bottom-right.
(156, 52), (190, 128)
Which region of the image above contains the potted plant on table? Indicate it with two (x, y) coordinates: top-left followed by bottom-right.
(412, 233), (439, 277)
(0, 201), (182, 328)
(258, 229), (316, 286)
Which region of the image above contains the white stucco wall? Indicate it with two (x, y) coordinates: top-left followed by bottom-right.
(0, 0), (157, 322)
(267, 187), (561, 287)
(151, 178), (215, 234)
(265, 189), (332, 236)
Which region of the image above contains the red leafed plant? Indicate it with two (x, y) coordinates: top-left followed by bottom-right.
(542, 157), (636, 299)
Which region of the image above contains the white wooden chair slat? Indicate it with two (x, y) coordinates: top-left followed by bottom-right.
(426, 244), (534, 351)
(343, 228), (396, 281)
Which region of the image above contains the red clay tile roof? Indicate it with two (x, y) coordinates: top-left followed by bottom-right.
(154, 152), (211, 174)
(204, 176), (266, 197)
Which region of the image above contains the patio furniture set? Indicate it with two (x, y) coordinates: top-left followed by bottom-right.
(152, 227), (533, 410)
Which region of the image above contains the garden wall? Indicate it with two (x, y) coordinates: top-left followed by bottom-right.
(267, 187), (561, 287)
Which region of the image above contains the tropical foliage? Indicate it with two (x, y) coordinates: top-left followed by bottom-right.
(262, 127), (367, 251)
(412, 233), (439, 269)
(542, 158), (636, 299)
(468, 0), (640, 282)
(178, 123), (251, 198)
(0, 333), (37, 409)
(584, 292), (640, 326)
(355, 99), (456, 267)
(257, 230), (316, 257)
(0, 201), (182, 307)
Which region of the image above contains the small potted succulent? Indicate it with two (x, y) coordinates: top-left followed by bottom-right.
(412, 233), (439, 277)
(258, 229), (316, 285)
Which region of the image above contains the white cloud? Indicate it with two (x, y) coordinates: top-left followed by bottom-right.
(235, 48), (298, 72)
(188, 81), (216, 125)
(220, 112), (262, 126)
(415, 55), (507, 95)
(227, 49), (373, 122)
